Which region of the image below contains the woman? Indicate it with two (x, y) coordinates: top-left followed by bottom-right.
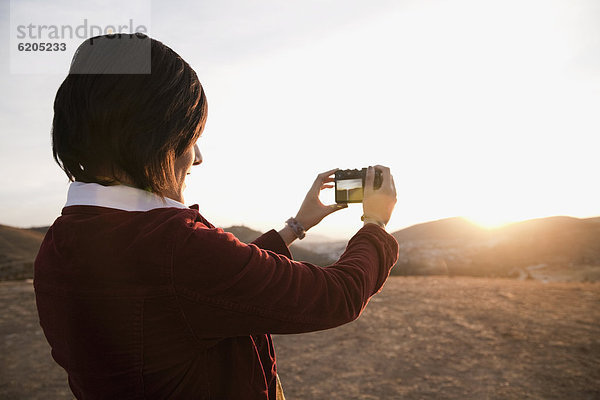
(34, 33), (399, 400)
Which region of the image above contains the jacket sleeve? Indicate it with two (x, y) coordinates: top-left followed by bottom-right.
(171, 221), (399, 338)
(250, 229), (293, 259)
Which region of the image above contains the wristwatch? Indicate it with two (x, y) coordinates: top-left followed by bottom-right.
(361, 215), (386, 229)
(285, 217), (306, 240)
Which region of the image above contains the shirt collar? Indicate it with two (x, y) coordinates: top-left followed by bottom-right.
(64, 181), (189, 212)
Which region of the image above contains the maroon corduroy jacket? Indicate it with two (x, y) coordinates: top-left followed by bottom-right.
(34, 202), (399, 399)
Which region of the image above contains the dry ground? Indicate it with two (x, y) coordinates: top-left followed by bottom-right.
(1, 277), (599, 399)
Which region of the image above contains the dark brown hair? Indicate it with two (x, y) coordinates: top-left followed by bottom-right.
(51, 33), (207, 200)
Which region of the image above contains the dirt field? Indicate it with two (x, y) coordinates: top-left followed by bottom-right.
(1, 277), (599, 399)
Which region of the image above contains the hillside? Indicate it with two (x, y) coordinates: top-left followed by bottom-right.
(0, 225), (47, 280)
(0, 223), (336, 281)
(2, 215), (600, 281)
(391, 216), (600, 281)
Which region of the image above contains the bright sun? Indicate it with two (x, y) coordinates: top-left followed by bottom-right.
(464, 215), (518, 230)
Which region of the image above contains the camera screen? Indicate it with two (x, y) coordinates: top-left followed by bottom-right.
(336, 178), (364, 202)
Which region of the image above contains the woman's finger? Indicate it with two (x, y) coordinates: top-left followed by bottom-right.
(364, 166), (375, 194)
(311, 169), (338, 191)
(320, 184), (334, 190)
(326, 203), (348, 214)
(373, 165), (391, 185)
(318, 168), (339, 179)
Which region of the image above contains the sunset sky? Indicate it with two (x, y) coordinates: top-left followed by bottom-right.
(1, 0), (598, 239)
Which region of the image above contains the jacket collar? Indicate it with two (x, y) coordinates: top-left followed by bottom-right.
(64, 181), (189, 212)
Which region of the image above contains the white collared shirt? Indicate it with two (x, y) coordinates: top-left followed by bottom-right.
(64, 181), (189, 212)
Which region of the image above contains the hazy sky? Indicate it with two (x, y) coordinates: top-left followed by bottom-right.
(1, 0), (599, 239)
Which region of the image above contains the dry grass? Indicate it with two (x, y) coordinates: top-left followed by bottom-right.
(1, 277), (599, 399)
(275, 277), (600, 399)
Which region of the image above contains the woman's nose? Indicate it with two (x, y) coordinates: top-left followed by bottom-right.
(193, 143), (202, 165)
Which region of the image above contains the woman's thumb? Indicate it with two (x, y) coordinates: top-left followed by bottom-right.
(329, 203), (348, 212)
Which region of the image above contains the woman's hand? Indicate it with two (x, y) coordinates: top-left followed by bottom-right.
(294, 168), (348, 231)
(362, 165), (397, 226)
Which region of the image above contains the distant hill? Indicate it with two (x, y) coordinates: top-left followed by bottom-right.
(392, 217), (488, 242)
(221, 225), (263, 243)
(0, 223), (336, 281)
(3, 216), (599, 281)
(0, 224), (47, 280)
(25, 226), (50, 235)
(390, 216), (600, 281)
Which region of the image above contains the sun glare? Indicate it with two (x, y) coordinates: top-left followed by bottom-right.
(464, 216), (517, 230)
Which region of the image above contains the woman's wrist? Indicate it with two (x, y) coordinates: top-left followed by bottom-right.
(278, 225), (298, 246)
